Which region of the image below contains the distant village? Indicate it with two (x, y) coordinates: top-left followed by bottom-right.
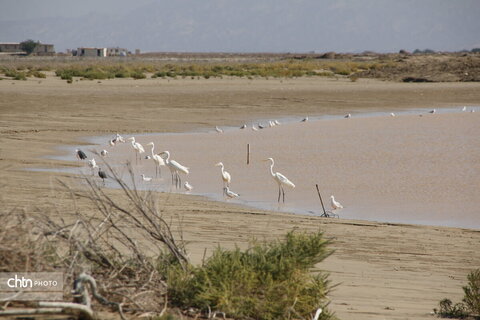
(0, 41), (139, 57)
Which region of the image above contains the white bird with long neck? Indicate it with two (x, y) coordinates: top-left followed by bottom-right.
(158, 151), (189, 189)
(128, 137), (145, 164)
(146, 142), (165, 178)
(263, 158), (295, 203)
(330, 195), (344, 210)
(215, 162), (231, 187)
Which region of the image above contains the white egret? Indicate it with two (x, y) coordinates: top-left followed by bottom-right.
(252, 125), (258, 131)
(184, 181), (193, 192)
(269, 120), (275, 127)
(128, 137), (145, 164)
(263, 158), (295, 203)
(146, 142), (165, 177)
(215, 162), (231, 195)
(274, 120), (281, 125)
(462, 106), (467, 112)
(330, 195), (343, 210)
(115, 133), (125, 143)
(224, 186), (239, 199)
(100, 149), (108, 157)
(75, 149), (87, 160)
(390, 113), (396, 117)
(215, 126), (223, 133)
(158, 151), (189, 189)
(141, 174), (153, 182)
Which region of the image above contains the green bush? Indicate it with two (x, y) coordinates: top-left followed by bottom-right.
(167, 231), (335, 320)
(14, 73), (27, 80)
(463, 269), (480, 316)
(131, 71), (146, 79)
(435, 269), (480, 319)
(435, 298), (469, 318)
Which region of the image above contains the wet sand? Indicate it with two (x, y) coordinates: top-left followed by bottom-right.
(1, 76), (480, 319)
(78, 110), (480, 229)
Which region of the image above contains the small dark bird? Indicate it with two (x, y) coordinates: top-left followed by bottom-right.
(344, 113), (351, 118)
(301, 117), (309, 122)
(98, 168), (107, 184)
(75, 149), (87, 160)
(258, 123), (265, 129)
(429, 109), (436, 114)
(240, 124), (247, 129)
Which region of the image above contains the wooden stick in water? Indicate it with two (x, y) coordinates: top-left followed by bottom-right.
(316, 184), (327, 217)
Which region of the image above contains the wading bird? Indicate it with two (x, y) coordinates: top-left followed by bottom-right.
(345, 113), (351, 118)
(87, 158), (98, 175)
(263, 158), (295, 203)
(100, 149), (108, 157)
(390, 113), (396, 117)
(128, 137), (145, 164)
(224, 186), (239, 199)
(158, 151), (189, 189)
(258, 123), (265, 129)
(252, 125), (258, 131)
(330, 195), (344, 210)
(215, 162), (231, 194)
(274, 120), (281, 125)
(240, 124), (247, 129)
(115, 133), (125, 143)
(75, 149), (87, 161)
(184, 181), (193, 192)
(215, 126), (223, 133)
(145, 142), (165, 177)
(462, 106), (467, 112)
(98, 167), (107, 185)
(141, 174), (153, 182)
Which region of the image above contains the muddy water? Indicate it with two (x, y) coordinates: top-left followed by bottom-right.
(53, 109), (480, 229)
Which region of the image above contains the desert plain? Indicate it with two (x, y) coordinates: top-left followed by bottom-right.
(1, 72), (480, 319)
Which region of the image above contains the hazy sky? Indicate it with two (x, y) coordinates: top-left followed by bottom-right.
(1, 0), (479, 53)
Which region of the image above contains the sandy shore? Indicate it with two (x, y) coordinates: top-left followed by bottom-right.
(1, 76), (480, 319)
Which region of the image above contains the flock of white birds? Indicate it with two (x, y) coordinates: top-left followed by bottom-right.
(74, 106), (476, 213)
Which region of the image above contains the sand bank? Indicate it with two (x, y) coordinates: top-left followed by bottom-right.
(1, 77), (480, 319)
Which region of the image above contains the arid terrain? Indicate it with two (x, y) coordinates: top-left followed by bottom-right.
(1, 57), (480, 319)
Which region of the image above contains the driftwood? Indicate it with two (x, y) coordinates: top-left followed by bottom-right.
(0, 273), (126, 320)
